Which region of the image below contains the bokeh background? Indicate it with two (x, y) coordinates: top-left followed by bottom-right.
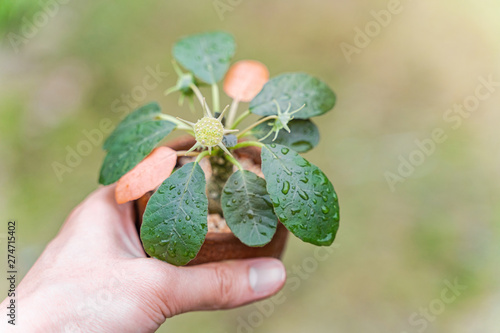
(1, 0), (499, 332)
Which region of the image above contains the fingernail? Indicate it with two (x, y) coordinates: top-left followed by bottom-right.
(249, 260), (286, 294)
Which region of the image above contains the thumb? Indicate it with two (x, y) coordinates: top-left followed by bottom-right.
(147, 258), (286, 317)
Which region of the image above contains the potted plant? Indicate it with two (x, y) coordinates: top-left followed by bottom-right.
(98, 31), (340, 266)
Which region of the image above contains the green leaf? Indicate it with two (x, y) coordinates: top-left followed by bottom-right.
(99, 102), (176, 185)
(221, 170), (278, 247)
(140, 162), (208, 266)
(261, 143), (339, 246)
(173, 31), (236, 84)
(251, 119), (320, 153)
(249, 73), (336, 119)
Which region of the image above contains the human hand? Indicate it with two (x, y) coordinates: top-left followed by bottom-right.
(1, 186), (286, 332)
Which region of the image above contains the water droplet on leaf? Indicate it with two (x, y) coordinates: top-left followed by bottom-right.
(298, 190), (309, 200)
(282, 181), (290, 194)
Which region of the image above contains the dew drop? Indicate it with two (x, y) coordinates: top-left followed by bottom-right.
(312, 198), (317, 204)
(321, 206), (330, 214)
(291, 208), (301, 215)
(186, 215), (191, 221)
(322, 195), (328, 202)
(167, 248), (176, 257)
(281, 147), (289, 155)
(300, 177), (309, 184)
(282, 181), (290, 194)
(298, 190), (309, 200)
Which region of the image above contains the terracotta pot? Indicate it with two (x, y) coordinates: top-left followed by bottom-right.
(135, 136), (289, 265)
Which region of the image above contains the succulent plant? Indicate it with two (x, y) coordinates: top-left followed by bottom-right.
(99, 31), (340, 266)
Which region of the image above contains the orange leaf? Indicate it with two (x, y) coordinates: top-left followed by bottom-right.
(223, 60), (269, 102)
(115, 147), (177, 204)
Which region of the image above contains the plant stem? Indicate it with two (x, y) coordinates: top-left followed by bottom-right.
(224, 153), (243, 171)
(237, 115), (278, 138)
(226, 99), (240, 128)
(211, 83), (220, 112)
(189, 83), (205, 109)
(176, 151), (200, 157)
(195, 150), (211, 163)
(157, 114), (194, 132)
(232, 141), (265, 150)
(207, 153), (234, 215)
(230, 109), (250, 129)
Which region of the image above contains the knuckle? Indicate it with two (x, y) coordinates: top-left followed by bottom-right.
(213, 265), (236, 308)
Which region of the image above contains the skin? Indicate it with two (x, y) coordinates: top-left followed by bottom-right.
(0, 185), (286, 332)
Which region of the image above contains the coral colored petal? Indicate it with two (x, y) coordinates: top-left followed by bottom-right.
(115, 147), (177, 204)
(223, 60), (269, 102)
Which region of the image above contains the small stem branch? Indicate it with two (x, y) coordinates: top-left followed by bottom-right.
(189, 83), (205, 108)
(211, 83), (220, 112)
(230, 109), (250, 130)
(236, 115), (278, 138)
(157, 114), (194, 133)
(224, 154), (244, 171)
(226, 99), (240, 128)
(232, 141), (265, 149)
(176, 151), (200, 157)
(195, 150), (211, 164)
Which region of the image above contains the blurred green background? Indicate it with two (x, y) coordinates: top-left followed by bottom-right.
(1, 0), (499, 332)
